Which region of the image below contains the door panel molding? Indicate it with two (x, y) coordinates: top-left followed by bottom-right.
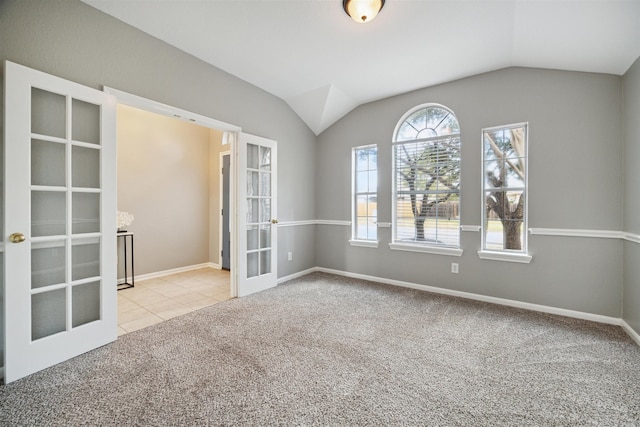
(3, 61), (117, 383)
(235, 133), (278, 297)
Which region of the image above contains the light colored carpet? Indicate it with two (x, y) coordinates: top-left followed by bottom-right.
(1, 272), (639, 425)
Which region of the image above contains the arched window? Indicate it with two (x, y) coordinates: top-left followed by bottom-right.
(392, 104), (461, 251)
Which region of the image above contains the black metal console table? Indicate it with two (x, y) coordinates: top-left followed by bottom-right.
(117, 231), (135, 290)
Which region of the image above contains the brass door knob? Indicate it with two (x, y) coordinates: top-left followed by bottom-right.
(9, 232), (26, 243)
(271, 219), (279, 224)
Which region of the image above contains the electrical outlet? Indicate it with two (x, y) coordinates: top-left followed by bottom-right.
(451, 263), (459, 274)
(288, 252), (293, 261)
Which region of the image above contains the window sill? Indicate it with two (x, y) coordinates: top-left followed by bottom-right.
(389, 243), (463, 257)
(349, 239), (379, 248)
(477, 250), (532, 264)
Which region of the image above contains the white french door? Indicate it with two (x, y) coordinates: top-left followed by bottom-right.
(3, 61), (117, 383)
(235, 133), (278, 297)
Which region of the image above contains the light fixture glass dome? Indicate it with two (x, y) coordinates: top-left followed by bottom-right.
(343, 0), (385, 24)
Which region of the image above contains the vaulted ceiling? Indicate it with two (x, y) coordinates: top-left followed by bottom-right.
(82, 0), (640, 135)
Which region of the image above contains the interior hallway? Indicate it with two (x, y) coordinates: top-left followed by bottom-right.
(117, 268), (231, 335)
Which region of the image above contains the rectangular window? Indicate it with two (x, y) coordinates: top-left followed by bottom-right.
(352, 145), (377, 241)
(393, 135), (460, 247)
(482, 123), (528, 253)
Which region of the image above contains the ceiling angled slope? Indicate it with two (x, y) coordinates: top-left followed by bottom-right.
(81, 0), (640, 135)
(286, 84), (358, 135)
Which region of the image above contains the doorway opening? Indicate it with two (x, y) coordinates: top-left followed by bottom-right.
(108, 89), (238, 335)
(220, 152), (231, 271)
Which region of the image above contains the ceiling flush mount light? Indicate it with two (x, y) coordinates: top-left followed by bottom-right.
(343, 0), (385, 24)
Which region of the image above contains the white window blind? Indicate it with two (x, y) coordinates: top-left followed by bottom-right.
(392, 105), (461, 248)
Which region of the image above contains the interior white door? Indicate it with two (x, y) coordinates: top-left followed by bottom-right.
(236, 133), (277, 297)
(3, 61), (117, 383)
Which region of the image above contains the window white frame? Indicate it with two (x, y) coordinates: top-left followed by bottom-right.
(479, 122), (531, 263)
(350, 144), (378, 246)
(391, 103), (462, 256)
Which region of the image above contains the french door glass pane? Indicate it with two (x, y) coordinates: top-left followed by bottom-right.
(32, 191), (66, 237)
(247, 198), (259, 223)
(31, 243), (66, 289)
(245, 142), (273, 280)
(259, 172), (270, 196)
(247, 143), (259, 169)
(247, 226), (259, 251)
(260, 198), (271, 223)
(72, 146), (100, 188)
(72, 281), (101, 327)
(72, 240), (100, 280)
(247, 171), (258, 196)
(31, 88), (65, 138)
(260, 225), (271, 249)
(260, 146), (271, 170)
(32, 288), (66, 341)
(71, 99), (100, 145)
(31, 139), (65, 186)
(72, 192), (100, 234)
(247, 252), (259, 278)
(260, 250), (271, 275)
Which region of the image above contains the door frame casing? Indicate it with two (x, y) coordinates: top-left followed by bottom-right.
(103, 87), (239, 134)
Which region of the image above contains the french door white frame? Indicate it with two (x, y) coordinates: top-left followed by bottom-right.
(235, 133), (278, 297)
(4, 61), (118, 383)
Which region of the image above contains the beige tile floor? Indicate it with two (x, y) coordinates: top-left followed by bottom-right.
(117, 267), (231, 336)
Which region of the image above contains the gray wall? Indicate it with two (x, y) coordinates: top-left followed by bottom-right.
(623, 56), (640, 335)
(316, 67), (624, 317)
(0, 0), (317, 367)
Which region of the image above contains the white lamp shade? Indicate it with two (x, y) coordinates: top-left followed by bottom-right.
(344, 0), (385, 24)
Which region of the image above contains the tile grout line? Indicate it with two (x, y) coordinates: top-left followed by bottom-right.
(117, 268), (231, 335)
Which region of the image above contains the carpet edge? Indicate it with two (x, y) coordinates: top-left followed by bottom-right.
(312, 266), (626, 327)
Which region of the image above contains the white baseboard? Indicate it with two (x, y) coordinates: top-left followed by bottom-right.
(277, 267), (318, 284)
(208, 262), (222, 270)
(122, 262), (216, 283)
(314, 267), (623, 326)
(621, 320), (640, 346)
